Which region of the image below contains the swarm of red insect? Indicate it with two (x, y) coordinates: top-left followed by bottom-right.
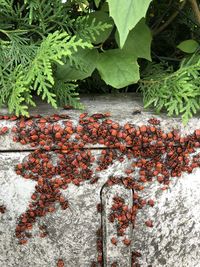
(109, 194), (151, 245)
(1, 112), (200, 265)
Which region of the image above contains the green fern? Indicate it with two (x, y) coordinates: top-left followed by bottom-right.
(0, 0), (112, 115)
(140, 57), (200, 124)
(7, 66), (32, 117)
(7, 31), (91, 115)
(27, 31), (91, 105)
(53, 80), (84, 109)
(74, 15), (112, 43)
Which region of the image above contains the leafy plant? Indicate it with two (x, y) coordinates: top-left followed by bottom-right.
(0, 0), (153, 115)
(140, 52), (200, 124)
(2, 0), (200, 124)
(107, 0), (152, 47)
(1, 30), (91, 115)
(177, 39), (199, 53)
(0, 0), (113, 115)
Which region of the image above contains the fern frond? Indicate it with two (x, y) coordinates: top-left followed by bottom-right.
(0, 65), (11, 106)
(7, 66), (30, 116)
(0, 30), (37, 68)
(140, 57), (200, 124)
(52, 80), (84, 109)
(25, 31), (91, 108)
(74, 15), (112, 43)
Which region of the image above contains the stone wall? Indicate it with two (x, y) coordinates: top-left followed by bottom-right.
(0, 94), (200, 267)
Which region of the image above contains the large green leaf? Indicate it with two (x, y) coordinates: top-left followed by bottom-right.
(55, 48), (99, 81)
(107, 0), (152, 48)
(87, 11), (114, 44)
(177, 39), (199, 53)
(96, 49), (140, 88)
(115, 19), (152, 60)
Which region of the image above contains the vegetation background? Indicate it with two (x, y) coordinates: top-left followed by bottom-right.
(0, 0), (200, 124)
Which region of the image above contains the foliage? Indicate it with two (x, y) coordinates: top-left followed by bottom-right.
(139, 0), (200, 124)
(1, 0), (200, 124)
(107, 0), (152, 47)
(96, 17), (152, 88)
(140, 53), (200, 124)
(96, 49), (139, 88)
(177, 39), (199, 53)
(0, 0), (153, 115)
(0, 0), (112, 114)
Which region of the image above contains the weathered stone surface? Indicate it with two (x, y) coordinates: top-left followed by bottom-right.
(0, 151), (132, 267)
(131, 169), (200, 267)
(0, 94), (200, 267)
(102, 184), (133, 267)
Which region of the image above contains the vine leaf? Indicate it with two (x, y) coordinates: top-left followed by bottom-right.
(107, 0), (152, 48)
(115, 18), (152, 61)
(94, 0), (101, 8)
(55, 47), (99, 81)
(87, 11), (114, 44)
(96, 49), (139, 88)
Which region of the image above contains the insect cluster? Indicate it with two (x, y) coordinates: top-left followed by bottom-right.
(1, 113), (200, 266)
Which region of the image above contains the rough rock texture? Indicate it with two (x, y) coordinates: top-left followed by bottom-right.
(102, 185), (133, 266)
(0, 94), (200, 267)
(133, 168), (200, 267)
(0, 151), (133, 267)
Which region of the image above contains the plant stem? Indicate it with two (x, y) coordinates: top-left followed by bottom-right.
(188, 0), (200, 25)
(153, 1), (186, 35)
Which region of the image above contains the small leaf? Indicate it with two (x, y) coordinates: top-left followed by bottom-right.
(177, 39), (199, 53)
(96, 49), (140, 88)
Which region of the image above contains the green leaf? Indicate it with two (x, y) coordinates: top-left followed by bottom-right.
(101, 2), (109, 12)
(107, 0), (152, 48)
(55, 47), (99, 81)
(96, 49), (140, 88)
(177, 39), (199, 53)
(115, 19), (152, 60)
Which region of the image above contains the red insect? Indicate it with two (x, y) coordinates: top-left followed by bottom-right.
(0, 205), (6, 213)
(63, 105), (73, 110)
(147, 199), (155, 207)
(97, 203), (103, 213)
(57, 259), (65, 267)
(145, 220), (153, 228)
(148, 118), (160, 125)
(123, 238), (131, 246)
(111, 237), (118, 246)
